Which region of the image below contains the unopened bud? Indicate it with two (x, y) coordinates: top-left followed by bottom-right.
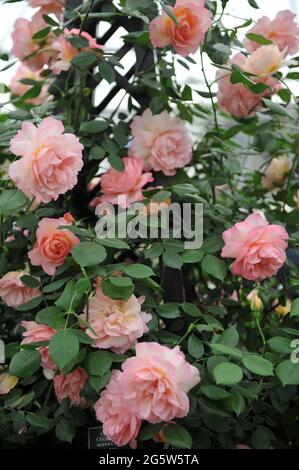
(250, 292), (263, 312)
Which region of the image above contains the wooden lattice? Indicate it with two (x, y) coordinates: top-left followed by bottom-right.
(66, 0), (185, 303)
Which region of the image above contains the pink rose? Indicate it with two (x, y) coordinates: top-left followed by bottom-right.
(129, 109), (192, 176)
(221, 211), (289, 282)
(94, 370), (141, 448)
(80, 287), (151, 354)
(0, 374), (19, 395)
(50, 28), (103, 75)
(149, 0), (212, 57)
(119, 342), (200, 423)
(99, 157), (153, 208)
(244, 10), (299, 56)
(28, 214), (80, 276)
(11, 12), (55, 71)
(243, 45), (285, 77)
(21, 320), (56, 372)
(9, 116), (84, 203)
(216, 53), (280, 118)
(262, 155), (290, 190)
(0, 271), (40, 308)
(10, 64), (50, 106)
(54, 367), (88, 407)
(28, 0), (65, 16)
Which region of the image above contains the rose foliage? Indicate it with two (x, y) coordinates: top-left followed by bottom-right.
(0, 0), (299, 450)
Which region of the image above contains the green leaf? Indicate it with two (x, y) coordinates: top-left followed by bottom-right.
(26, 412), (52, 429)
(213, 362), (243, 386)
(246, 33), (273, 45)
(188, 334), (204, 359)
(71, 242), (107, 267)
(49, 330), (79, 369)
(276, 360), (299, 385)
(164, 424), (192, 449)
(162, 249), (182, 269)
(267, 337), (294, 354)
(290, 298), (299, 317)
(252, 426), (275, 449)
(20, 275), (40, 288)
(80, 120), (108, 133)
(55, 420), (75, 443)
(98, 60), (116, 83)
(201, 236), (224, 254)
(96, 238), (129, 250)
(210, 343), (242, 359)
(263, 99), (291, 117)
(89, 372), (111, 393)
(101, 276), (134, 300)
(223, 390), (246, 416)
(9, 349), (41, 377)
(181, 249), (204, 264)
(201, 384), (230, 400)
(84, 351), (112, 376)
(138, 424), (163, 442)
(156, 303), (181, 319)
(55, 281), (84, 312)
(42, 14), (59, 27)
(32, 26), (51, 40)
(36, 306), (61, 325)
(217, 325), (239, 347)
(181, 302), (202, 318)
(16, 296), (43, 311)
(67, 35), (89, 48)
(201, 254), (227, 281)
(248, 0), (259, 8)
(242, 354), (274, 377)
(107, 153), (125, 171)
(124, 263), (154, 279)
(0, 189), (28, 214)
(43, 277), (72, 294)
(158, 0), (179, 26)
(71, 51), (97, 68)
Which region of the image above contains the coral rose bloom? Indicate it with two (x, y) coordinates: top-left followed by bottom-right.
(149, 0), (212, 57)
(243, 45), (285, 77)
(94, 370), (141, 448)
(21, 320), (56, 372)
(262, 155), (290, 190)
(51, 28), (103, 75)
(10, 65), (49, 106)
(28, 0), (65, 16)
(129, 109), (192, 175)
(11, 12), (54, 71)
(0, 374), (19, 395)
(119, 342), (200, 423)
(216, 53), (280, 118)
(28, 214), (80, 276)
(54, 367), (88, 407)
(9, 117), (84, 203)
(0, 271), (40, 308)
(80, 287), (151, 354)
(221, 211), (288, 281)
(99, 157), (153, 208)
(244, 10), (299, 56)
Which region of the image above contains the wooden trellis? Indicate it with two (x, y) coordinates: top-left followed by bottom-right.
(66, 0), (185, 303)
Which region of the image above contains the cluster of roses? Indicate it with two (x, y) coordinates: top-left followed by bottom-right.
(217, 10), (299, 117)
(10, 0), (102, 104)
(0, 0), (294, 447)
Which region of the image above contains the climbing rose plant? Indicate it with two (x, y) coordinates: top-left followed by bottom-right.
(0, 0), (299, 450)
